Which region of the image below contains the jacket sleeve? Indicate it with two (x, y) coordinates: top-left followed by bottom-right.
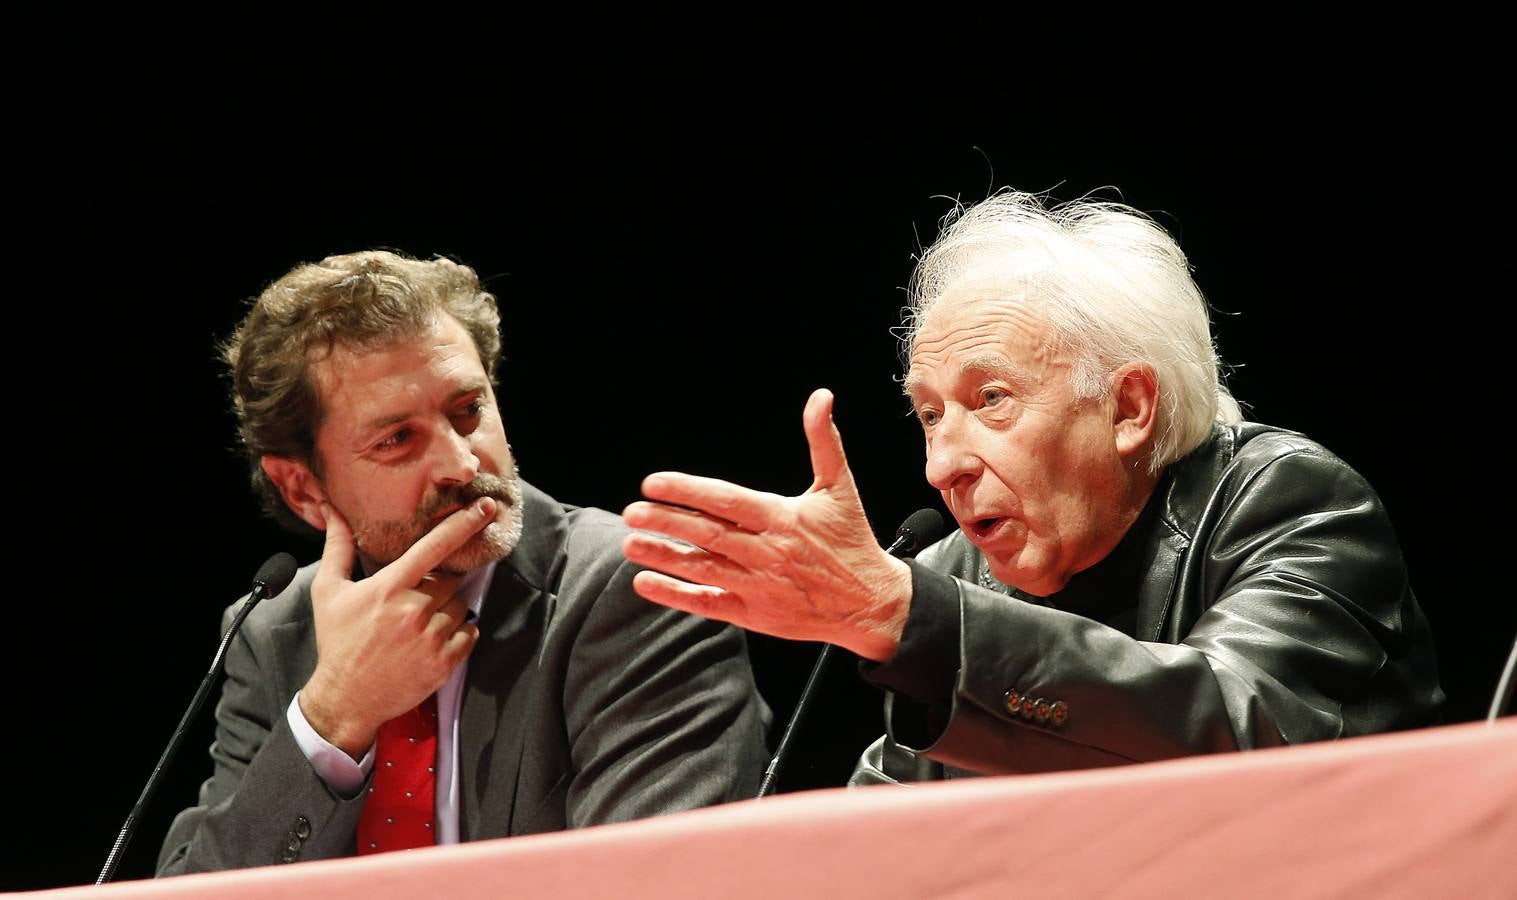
(848, 734), (946, 786)
(560, 553), (772, 824)
(157, 604), (368, 875)
(876, 448), (1443, 776)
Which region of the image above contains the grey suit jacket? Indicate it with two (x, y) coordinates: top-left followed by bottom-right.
(852, 423), (1443, 784)
(159, 481), (770, 874)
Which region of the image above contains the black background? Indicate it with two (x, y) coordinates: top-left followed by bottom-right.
(7, 8), (1512, 890)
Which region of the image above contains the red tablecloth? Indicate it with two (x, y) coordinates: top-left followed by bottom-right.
(32, 719), (1517, 899)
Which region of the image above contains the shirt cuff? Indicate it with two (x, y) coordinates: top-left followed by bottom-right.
(859, 560), (962, 705)
(287, 691), (374, 799)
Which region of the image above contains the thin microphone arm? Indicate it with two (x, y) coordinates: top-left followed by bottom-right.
(756, 646), (836, 800)
(756, 511), (943, 799)
(97, 552), (297, 884)
(1489, 631), (1517, 723)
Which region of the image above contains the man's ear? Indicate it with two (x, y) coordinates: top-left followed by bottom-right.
(261, 455), (330, 531)
(1111, 363), (1160, 461)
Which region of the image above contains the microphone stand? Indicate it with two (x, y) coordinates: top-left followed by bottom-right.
(756, 644), (836, 798)
(97, 553), (296, 884)
(755, 511), (942, 799)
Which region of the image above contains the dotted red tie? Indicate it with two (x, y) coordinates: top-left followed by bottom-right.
(356, 694), (438, 855)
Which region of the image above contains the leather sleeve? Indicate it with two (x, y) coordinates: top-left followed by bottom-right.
(859, 560), (962, 705)
(881, 448), (1442, 776)
(156, 604), (367, 875)
(560, 552), (772, 824)
(848, 734), (947, 786)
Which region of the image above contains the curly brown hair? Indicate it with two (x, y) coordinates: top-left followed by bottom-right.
(223, 250), (502, 530)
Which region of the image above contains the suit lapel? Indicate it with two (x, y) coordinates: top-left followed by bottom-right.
(457, 564), (546, 840)
(1136, 525), (1185, 642)
(1143, 428), (1232, 642)
(457, 482), (564, 840)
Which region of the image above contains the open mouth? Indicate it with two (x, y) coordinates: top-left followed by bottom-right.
(968, 517), (1005, 540)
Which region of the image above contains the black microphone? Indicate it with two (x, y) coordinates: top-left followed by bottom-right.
(756, 509), (946, 799)
(884, 507), (947, 558)
(97, 552), (299, 884)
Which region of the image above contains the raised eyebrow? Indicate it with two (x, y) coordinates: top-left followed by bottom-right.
(363, 383), (488, 435)
(363, 410), (414, 434)
(903, 356), (1030, 401)
(901, 371), (926, 399)
(451, 381), (489, 403)
(959, 354), (1031, 391)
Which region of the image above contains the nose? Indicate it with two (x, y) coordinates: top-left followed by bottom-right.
(923, 409), (983, 492)
(432, 424), (480, 487)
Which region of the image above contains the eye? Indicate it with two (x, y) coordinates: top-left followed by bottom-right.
(453, 397), (485, 434)
(981, 387), (1007, 407)
(917, 407), (941, 427)
(375, 428), (411, 450)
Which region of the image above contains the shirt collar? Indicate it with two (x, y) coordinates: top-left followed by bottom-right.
(456, 561), (495, 620)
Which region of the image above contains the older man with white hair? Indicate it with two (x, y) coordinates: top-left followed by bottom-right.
(621, 191), (1443, 781)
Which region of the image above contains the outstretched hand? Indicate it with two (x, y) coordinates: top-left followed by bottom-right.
(300, 497), (496, 757)
(621, 389), (912, 661)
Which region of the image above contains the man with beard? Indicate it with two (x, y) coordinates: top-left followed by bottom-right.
(158, 251), (769, 874)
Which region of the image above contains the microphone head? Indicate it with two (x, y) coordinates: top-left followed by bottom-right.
(252, 552), (299, 597)
(894, 508), (947, 557)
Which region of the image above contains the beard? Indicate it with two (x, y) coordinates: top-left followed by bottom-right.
(352, 465), (526, 575)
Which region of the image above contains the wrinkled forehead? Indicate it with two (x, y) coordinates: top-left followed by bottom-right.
(305, 336), (398, 404)
(305, 315), (487, 415)
(912, 283), (1053, 351)
(906, 291), (1070, 393)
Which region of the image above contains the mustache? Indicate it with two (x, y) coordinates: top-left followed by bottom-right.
(418, 473), (517, 520)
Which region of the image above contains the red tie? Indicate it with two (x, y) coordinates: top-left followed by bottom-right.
(357, 694), (439, 855)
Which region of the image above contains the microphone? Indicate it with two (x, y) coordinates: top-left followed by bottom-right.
(756, 509), (945, 799)
(885, 507), (947, 558)
(251, 552), (299, 599)
(97, 552), (298, 884)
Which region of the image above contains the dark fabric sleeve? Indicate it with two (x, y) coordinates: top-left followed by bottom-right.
(560, 554), (772, 825)
(157, 605), (368, 876)
(847, 734), (948, 787)
(859, 561), (964, 705)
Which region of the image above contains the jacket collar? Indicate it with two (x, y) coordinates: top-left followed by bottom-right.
(496, 479), (570, 595)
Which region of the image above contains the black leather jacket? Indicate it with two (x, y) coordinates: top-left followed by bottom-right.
(853, 423), (1443, 783)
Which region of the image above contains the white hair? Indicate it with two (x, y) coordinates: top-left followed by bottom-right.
(904, 190), (1243, 472)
